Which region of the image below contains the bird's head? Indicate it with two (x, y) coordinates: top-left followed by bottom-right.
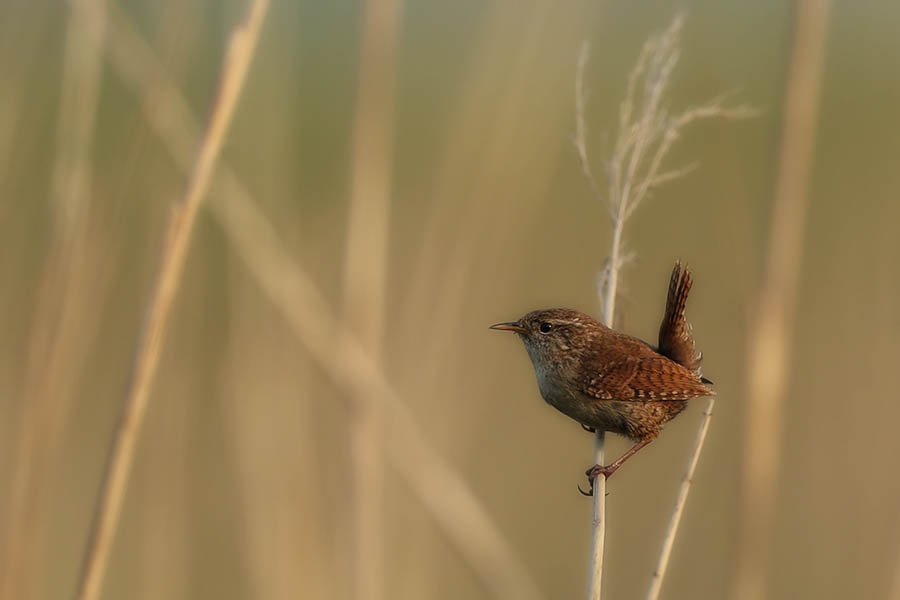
(490, 308), (605, 368)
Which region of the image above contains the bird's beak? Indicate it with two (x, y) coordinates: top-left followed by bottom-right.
(489, 321), (525, 333)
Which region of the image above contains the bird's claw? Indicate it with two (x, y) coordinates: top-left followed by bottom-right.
(577, 482), (611, 497)
(578, 463), (618, 496)
(580, 423), (596, 433)
(586, 463), (618, 479)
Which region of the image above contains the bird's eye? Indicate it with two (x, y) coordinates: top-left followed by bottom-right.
(539, 322), (553, 334)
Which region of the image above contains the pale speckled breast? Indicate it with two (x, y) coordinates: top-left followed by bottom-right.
(532, 364), (630, 436)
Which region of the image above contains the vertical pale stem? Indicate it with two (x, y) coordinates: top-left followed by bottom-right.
(72, 2), (269, 599)
(735, 1), (829, 599)
(588, 178), (627, 600)
(587, 197), (628, 600)
(601, 222), (623, 328)
(586, 431), (606, 600)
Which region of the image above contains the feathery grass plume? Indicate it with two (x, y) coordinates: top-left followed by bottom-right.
(73, 2), (270, 599)
(735, 1), (830, 598)
(574, 15), (752, 599)
(98, 6), (544, 599)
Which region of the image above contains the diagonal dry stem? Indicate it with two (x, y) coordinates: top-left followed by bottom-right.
(208, 190), (545, 600)
(72, 2), (269, 599)
(645, 397), (715, 600)
(98, 6), (543, 599)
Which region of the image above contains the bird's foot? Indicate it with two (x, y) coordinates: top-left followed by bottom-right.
(580, 423), (596, 433)
(577, 463), (619, 496)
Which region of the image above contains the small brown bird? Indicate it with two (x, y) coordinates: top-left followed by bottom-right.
(490, 262), (714, 494)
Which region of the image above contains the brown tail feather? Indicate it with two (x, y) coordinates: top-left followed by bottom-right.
(657, 261), (704, 376)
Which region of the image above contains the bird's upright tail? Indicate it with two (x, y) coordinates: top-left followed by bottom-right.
(657, 261), (705, 377)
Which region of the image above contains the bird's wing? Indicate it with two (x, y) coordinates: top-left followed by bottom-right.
(583, 356), (714, 401)
(657, 261), (704, 375)
(627, 357), (715, 400)
(584, 358), (640, 399)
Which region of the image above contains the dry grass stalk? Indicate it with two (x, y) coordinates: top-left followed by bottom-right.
(341, 1), (401, 598)
(72, 2), (269, 599)
(586, 428), (607, 600)
(574, 17), (752, 599)
(2, 1), (107, 596)
(735, 1), (830, 599)
(207, 191), (545, 600)
(645, 396), (715, 600)
(100, 8), (543, 598)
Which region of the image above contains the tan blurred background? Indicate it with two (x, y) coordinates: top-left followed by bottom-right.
(2, 0), (900, 599)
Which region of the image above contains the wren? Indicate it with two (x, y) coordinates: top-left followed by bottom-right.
(490, 262), (714, 493)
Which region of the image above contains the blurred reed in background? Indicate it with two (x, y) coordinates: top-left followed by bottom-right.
(1, 1), (899, 599)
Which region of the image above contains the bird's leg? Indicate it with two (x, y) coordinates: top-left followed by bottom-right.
(580, 423), (596, 433)
(578, 438), (655, 496)
(588, 438), (652, 478)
